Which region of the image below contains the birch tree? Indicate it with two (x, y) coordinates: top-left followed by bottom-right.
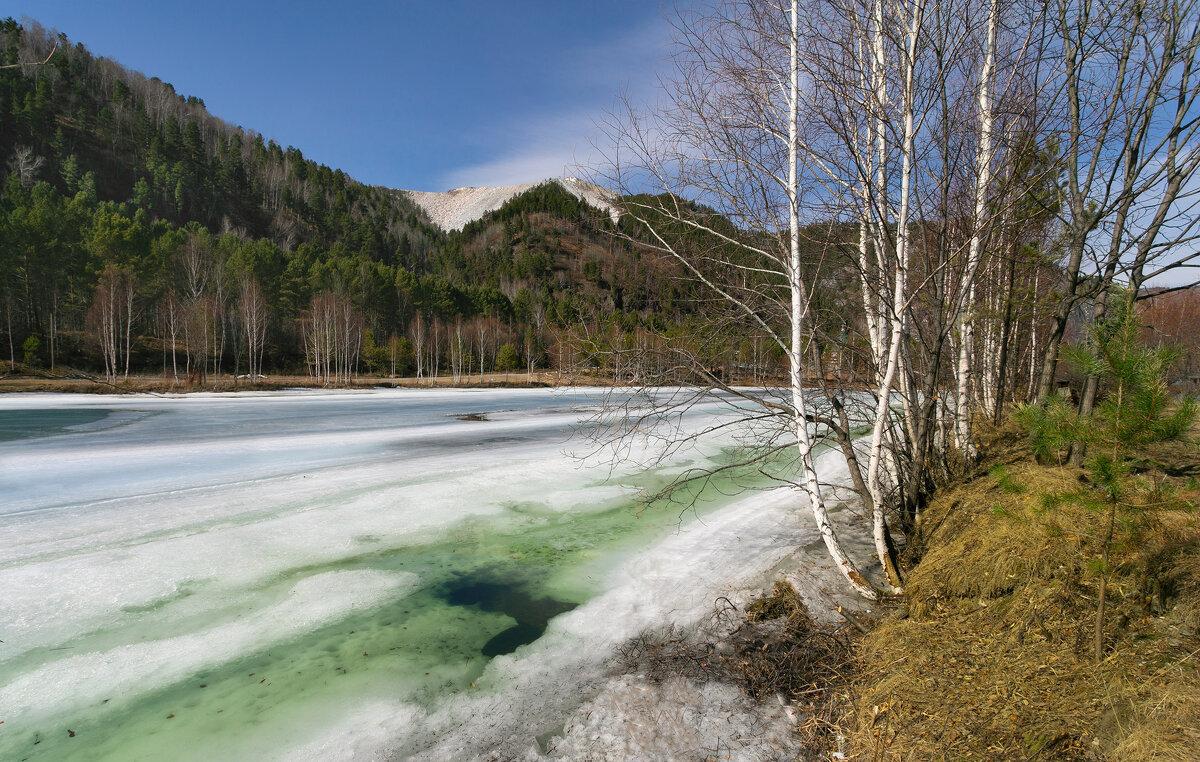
(410, 312), (426, 381)
(596, 0), (1080, 598)
(953, 0), (999, 461)
(302, 291), (360, 385)
(601, 0), (878, 598)
(87, 264), (134, 383)
(159, 289), (181, 382)
(238, 276), (268, 379)
(791, 0), (1067, 556)
(860, 0), (925, 591)
(178, 232), (211, 382)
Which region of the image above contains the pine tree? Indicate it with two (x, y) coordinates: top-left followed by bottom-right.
(1017, 291), (1197, 661)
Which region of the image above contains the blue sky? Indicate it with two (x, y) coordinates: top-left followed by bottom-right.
(8, 1), (676, 191)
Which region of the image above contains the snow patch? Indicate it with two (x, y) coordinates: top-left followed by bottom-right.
(0, 569), (417, 725)
(401, 178), (620, 232)
(387, 449), (878, 760)
(530, 675), (799, 762)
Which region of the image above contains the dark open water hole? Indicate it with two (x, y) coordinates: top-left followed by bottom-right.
(0, 408), (113, 441)
(438, 574), (577, 656)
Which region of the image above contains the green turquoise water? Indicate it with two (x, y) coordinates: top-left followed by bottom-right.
(0, 389), (816, 762)
(8, 454), (769, 762)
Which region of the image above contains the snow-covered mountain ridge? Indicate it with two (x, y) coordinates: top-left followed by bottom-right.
(400, 177), (620, 232)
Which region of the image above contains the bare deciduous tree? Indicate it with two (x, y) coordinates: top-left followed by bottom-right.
(594, 0), (1080, 599)
(410, 312), (426, 381)
(238, 277), (268, 380)
(600, 0), (879, 598)
(303, 291), (361, 385)
(1036, 0), (1200, 409)
(158, 289), (182, 382)
(87, 265), (135, 383)
(8, 146), (44, 189)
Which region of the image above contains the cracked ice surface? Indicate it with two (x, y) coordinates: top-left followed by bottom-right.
(0, 388), (868, 761)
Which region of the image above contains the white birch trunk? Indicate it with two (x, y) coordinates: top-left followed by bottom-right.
(1027, 271), (1039, 400)
(953, 0), (997, 461)
(869, 0), (890, 375)
(789, 0), (876, 600)
(123, 282), (133, 381)
(866, 0), (924, 594)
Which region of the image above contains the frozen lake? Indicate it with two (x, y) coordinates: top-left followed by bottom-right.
(0, 388), (846, 760)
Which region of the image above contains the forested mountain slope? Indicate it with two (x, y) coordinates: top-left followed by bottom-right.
(0, 19), (707, 380)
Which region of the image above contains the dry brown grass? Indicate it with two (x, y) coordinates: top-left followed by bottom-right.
(0, 370), (577, 394)
(848, 425), (1200, 760)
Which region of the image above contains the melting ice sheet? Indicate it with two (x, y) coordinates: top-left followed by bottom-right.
(0, 388), (836, 760)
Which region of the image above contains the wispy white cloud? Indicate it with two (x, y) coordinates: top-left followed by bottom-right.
(437, 110), (603, 189)
(440, 147), (586, 190)
(434, 14), (674, 190)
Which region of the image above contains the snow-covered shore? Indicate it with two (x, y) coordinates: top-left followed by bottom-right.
(0, 389), (876, 762)
(292, 448), (877, 761)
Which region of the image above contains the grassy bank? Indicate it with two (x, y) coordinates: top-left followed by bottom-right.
(848, 420), (1200, 760)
